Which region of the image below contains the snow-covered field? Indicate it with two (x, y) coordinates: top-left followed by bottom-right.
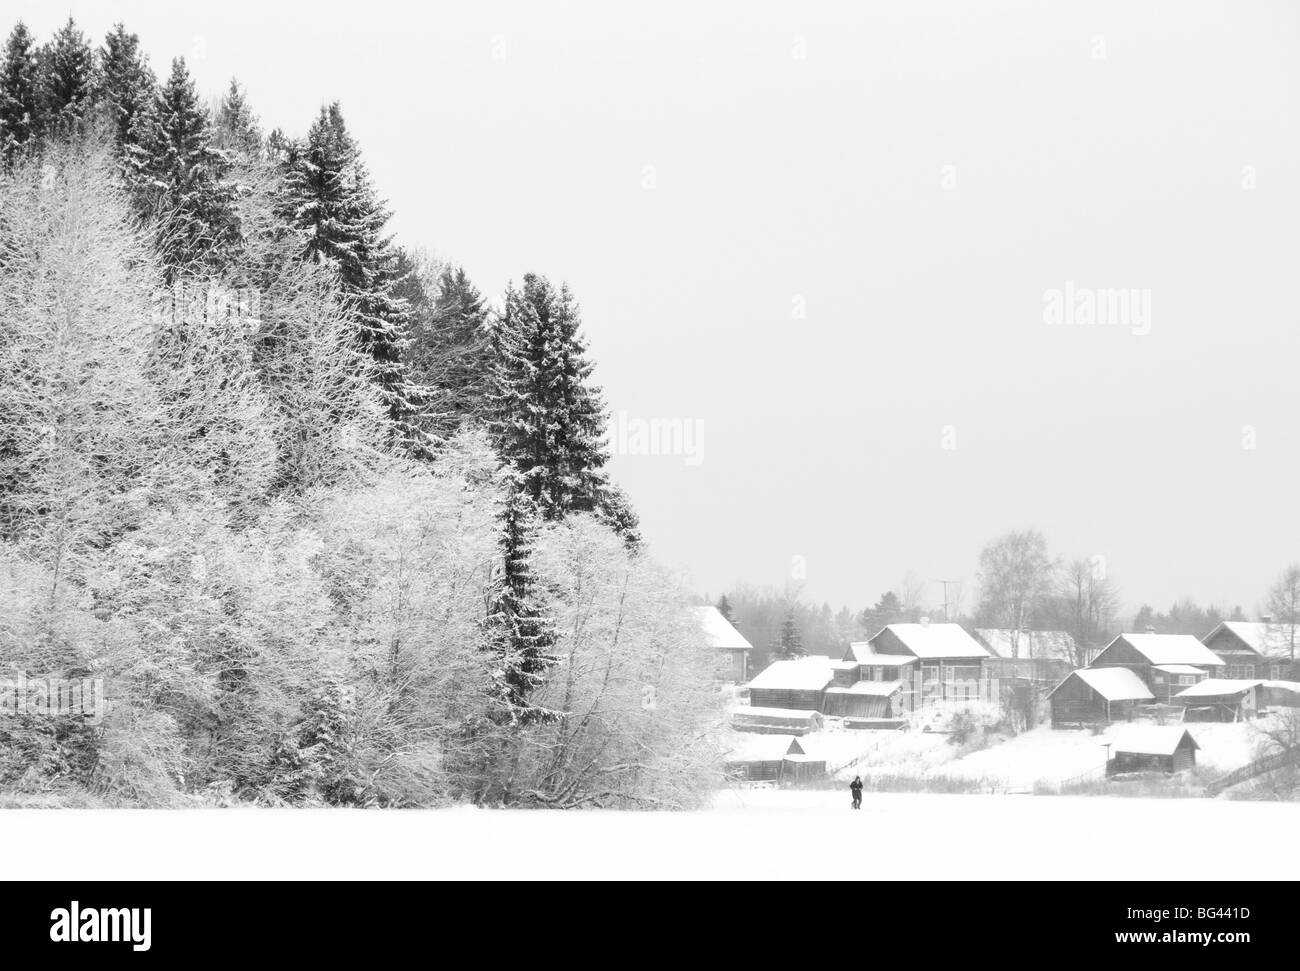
(8, 793), (1299, 880)
(796, 718), (1280, 790)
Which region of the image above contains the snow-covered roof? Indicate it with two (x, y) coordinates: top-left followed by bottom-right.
(724, 734), (803, 762)
(1099, 633), (1224, 668)
(1107, 726), (1199, 756)
(976, 628), (1076, 661)
(747, 656), (835, 692)
(843, 643), (918, 665)
(692, 605), (753, 651)
(825, 680), (904, 697)
(1204, 621), (1297, 661)
(1152, 664), (1207, 676)
(1048, 667), (1154, 702)
(731, 705), (822, 720)
(868, 623), (991, 660)
(1173, 678), (1264, 699)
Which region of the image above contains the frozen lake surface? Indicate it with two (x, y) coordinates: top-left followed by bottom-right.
(12, 792), (1300, 880)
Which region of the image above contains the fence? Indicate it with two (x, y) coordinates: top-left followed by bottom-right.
(1204, 745), (1300, 796)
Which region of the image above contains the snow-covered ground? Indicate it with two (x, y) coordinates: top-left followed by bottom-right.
(8, 793), (1298, 880)
(808, 718), (1281, 790)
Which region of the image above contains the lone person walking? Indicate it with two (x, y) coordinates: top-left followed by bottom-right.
(850, 775), (863, 810)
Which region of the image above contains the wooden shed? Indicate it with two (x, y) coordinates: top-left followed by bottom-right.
(723, 735), (826, 784)
(1105, 726), (1199, 775)
(746, 656), (834, 712)
(823, 680), (904, 718)
(1174, 678), (1264, 722)
(1047, 667), (1155, 726)
(725, 735), (804, 782)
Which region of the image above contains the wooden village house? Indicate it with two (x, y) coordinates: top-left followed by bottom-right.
(694, 605), (754, 683)
(975, 628), (1076, 683)
(864, 621), (991, 702)
(745, 656), (834, 711)
(1047, 667), (1155, 726)
(1201, 621), (1297, 681)
(1086, 633), (1224, 704)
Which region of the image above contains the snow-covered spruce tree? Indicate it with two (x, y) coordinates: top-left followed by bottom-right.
(124, 57), (239, 281)
(485, 481), (561, 724)
(95, 23), (155, 154)
(774, 609), (804, 659)
(0, 22), (40, 165)
(213, 77), (262, 157)
(401, 261), (498, 443)
(490, 274), (641, 537)
(279, 103), (419, 437)
(37, 17), (97, 139)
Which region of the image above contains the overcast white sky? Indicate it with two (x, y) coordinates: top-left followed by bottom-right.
(16, 0), (1300, 617)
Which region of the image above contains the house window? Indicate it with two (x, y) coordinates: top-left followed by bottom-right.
(1270, 665), (1282, 680)
(1178, 675), (1197, 686)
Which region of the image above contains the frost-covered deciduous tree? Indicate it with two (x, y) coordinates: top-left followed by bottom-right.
(497, 516), (726, 808)
(0, 145), (167, 593)
(976, 529), (1055, 657)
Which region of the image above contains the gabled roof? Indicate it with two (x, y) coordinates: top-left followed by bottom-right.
(747, 656), (834, 692)
(1173, 678), (1264, 699)
(1096, 633), (1224, 668)
(843, 642), (918, 665)
(692, 606), (753, 651)
(976, 628), (1076, 661)
(724, 734), (804, 763)
(1107, 726), (1199, 757)
(1203, 621), (1297, 661)
(868, 623), (991, 660)
(1047, 667), (1155, 702)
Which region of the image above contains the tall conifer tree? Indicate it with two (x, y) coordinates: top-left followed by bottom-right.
(214, 77), (262, 156)
(281, 103), (415, 429)
(97, 23), (155, 153)
(38, 17), (97, 136)
(491, 274), (611, 520)
(125, 57), (238, 279)
(0, 22), (39, 164)
(483, 483), (559, 726)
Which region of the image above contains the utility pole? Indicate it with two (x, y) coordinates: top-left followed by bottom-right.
(935, 579), (959, 622)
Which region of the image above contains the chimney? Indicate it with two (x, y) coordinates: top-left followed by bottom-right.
(1144, 625), (1157, 635)
(919, 616), (930, 627)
